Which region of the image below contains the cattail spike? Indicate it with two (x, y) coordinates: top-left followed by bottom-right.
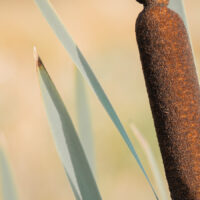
(136, 1), (200, 199)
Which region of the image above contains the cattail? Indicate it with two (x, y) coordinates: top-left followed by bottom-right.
(135, 0), (200, 199)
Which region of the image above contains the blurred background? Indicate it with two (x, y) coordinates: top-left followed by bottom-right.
(0, 0), (200, 199)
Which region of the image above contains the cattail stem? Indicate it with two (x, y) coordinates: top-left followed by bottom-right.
(135, 0), (200, 199)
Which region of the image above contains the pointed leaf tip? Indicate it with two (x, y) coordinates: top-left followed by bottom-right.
(37, 58), (102, 200)
(33, 46), (43, 68)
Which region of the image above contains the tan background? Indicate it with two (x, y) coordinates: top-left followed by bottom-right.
(0, 0), (200, 199)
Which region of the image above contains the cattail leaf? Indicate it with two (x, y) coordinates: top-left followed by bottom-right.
(130, 124), (169, 200)
(0, 144), (18, 200)
(34, 1), (158, 198)
(35, 49), (101, 200)
(75, 69), (95, 173)
(169, 0), (187, 26)
(169, 1), (197, 77)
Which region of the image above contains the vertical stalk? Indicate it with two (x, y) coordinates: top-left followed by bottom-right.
(135, 0), (200, 199)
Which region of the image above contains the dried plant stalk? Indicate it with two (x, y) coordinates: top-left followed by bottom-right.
(135, 0), (200, 199)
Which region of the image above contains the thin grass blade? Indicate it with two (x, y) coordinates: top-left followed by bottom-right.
(34, 1), (158, 198)
(130, 124), (169, 200)
(169, 0), (198, 67)
(75, 69), (95, 173)
(35, 49), (101, 200)
(0, 134), (18, 200)
(169, 0), (187, 26)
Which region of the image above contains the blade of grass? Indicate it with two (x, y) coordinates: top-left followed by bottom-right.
(34, 48), (101, 200)
(75, 69), (95, 174)
(0, 134), (18, 200)
(34, 1), (158, 198)
(169, 0), (197, 71)
(169, 0), (187, 26)
(130, 124), (169, 200)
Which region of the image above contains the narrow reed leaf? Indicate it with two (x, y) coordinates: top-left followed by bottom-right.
(0, 134), (18, 200)
(75, 69), (95, 173)
(34, 48), (101, 200)
(34, 1), (158, 198)
(130, 124), (169, 200)
(169, 0), (197, 68)
(169, 0), (187, 26)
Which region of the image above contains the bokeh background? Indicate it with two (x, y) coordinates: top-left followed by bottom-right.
(0, 0), (200, 199)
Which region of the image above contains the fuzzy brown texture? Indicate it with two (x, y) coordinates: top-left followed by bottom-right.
(136, 3), (200, 200)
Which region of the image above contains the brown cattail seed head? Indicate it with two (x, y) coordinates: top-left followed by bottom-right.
(136, 0), (169, 6)
(136, 2), (200, 200)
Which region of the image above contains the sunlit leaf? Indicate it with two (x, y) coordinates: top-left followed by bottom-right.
(130, 124), (169, 200)
(75, 69), (95, 173)
(169, 0), (187, 26)
(169, 0), (197, 76)
(35, 49), (101, 200)
(0, 135), (18, 200)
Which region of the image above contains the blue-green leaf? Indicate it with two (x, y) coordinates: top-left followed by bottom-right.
(169, 0), (187, 26)
(130, 124), (169, 200)
(75, 69), (95, 173)
(169, 0), (197, 72)
(34, 0), (158, 198)
(35, 50), (101, 200)
(0, 143), (18, 200)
